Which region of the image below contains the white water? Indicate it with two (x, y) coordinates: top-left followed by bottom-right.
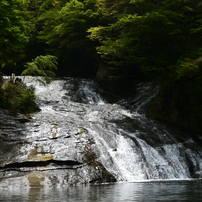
(23, 77), (202, 181)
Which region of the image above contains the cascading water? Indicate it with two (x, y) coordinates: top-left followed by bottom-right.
(0, 76), (202, 188)
(23, 77), (202, 181)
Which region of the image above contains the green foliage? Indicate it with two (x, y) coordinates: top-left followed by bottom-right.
(0, 0), (202, 131)
(21, 55), (58, 83)
(94, 0), (127, 18)
(54, 0), (88, 42)
(0, 0), (29, 69)
(37, 0), (99, 77)
(0, 82), (39, 114)
(174, 56), (202, 80)
(88, 0), (202, 80)
(39, 0), (97, 48)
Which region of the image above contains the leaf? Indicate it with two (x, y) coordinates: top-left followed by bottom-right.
(21, 55), (58, 83)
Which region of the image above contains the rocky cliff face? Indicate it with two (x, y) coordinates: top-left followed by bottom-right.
(1, 77), (202, 189)
(146, 78), (202, 135)
(0, 108), (115, 189)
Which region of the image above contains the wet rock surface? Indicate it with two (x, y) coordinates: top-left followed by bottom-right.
(0, 77), (202, 188)
(0, 106), (115, 188)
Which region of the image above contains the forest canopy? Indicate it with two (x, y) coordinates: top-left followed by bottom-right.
(0, 0), (202, 131)
(0, 0), (29, 70)
(0, 0), (201, 81)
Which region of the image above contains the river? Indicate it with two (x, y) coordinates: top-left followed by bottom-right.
(1, 180), (202, 201)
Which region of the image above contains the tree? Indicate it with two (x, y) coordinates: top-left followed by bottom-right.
(88, 0), (202, 81)
(0, 0), (29, 71)
(21, 55), (58, 83)
(38, 0), (99, 77)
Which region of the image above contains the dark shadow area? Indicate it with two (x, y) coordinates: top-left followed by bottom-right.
(0, 160), (83, 169)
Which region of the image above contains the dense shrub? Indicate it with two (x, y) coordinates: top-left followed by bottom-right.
(0, 81), (40, 114)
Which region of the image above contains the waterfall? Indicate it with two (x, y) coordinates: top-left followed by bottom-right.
(21, 77), (202, 182)
(1, 76), (202, 189)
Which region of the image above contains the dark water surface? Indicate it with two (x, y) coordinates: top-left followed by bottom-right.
(0, 180), (202, 202)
